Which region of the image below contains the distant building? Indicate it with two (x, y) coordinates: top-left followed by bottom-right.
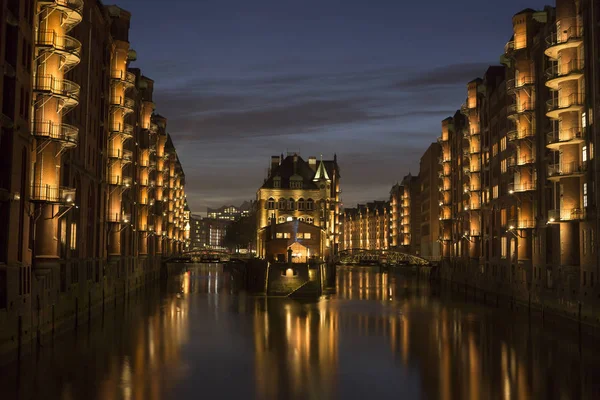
(206, 201), (255, 220)
(189, 214), (228, 251)
(341, 201), (390, 250)
(262, 220), (326, 263)
(256, 154), (341, 260)
(390, 175), (421, 255)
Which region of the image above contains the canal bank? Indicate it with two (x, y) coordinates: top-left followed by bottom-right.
(0, 256), (166, 364)
(434, 261), (600, 337)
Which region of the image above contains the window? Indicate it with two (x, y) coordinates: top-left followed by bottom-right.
(304, 233), (311, 239)
(288, 198), (295, 210)
(267, 198), (275, 209)
(70, 223), (77, 250)
(493, 143), (498, 157)
(306, 217), (314, 224)
(501, 159), (507, 173)
(584, 183), (588, 207)
(276, 233), (283, 239)
(297, 233), (304, 239)
(493, 185), (499, 199)
(306, 199), (314, 210)
(501, 137), (507, 151)
(283, 233), (291, 239)
(278, 198), (286, 210)
(582, 111), (587, 129)
(278, 216), (286, 223)
(583, 229), (587, 255)
(501, 209), (507, 227)
(501, 237), (507, 259)
(273, 177), (281, 188)
(298, 198), (305, 210)
(583, 145), (588, 163)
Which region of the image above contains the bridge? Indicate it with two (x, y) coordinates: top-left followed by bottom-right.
(176, 248), (232, 262)
(335, 249), (431, 267)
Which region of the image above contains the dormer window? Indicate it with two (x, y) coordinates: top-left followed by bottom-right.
(273, 176), (281, 188)
(290, 175), (303, 189)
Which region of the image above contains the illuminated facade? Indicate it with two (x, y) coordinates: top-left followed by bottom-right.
(341, 201), (390, 251)
(0, 1), (189, 356)
(256, 154), (341, 260)
(389, 175), (420, 255)
(419, 142), (441, 260)
(438, 1), (600, 318)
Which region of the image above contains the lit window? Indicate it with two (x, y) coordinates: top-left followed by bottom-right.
(306, 217), (314, 224)
(493, 185), (499, 199)
(297, 233), (304, 239)
(500, 137), (506, 151)
(493, 143), (498, 157)
(70, 223), (77, 250)
(582, 112), (587, 129)
(278, 216), (286, 223)
(304, 233), (311, 239)
(501, 237), (507, 259)
(276, 233), (283, 239)
(283, 233), (291, 239)
(267, 198), (275, 209)
(583, 145), (588, 162)
(584, 183), (588, 207)
(501, 159), (507, 173)
(288, 199), (295, 210)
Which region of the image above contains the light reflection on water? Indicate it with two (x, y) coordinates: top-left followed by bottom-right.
(2, 264), (600, 400)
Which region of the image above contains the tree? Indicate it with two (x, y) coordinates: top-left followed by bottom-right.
(223, 215), (256, 252)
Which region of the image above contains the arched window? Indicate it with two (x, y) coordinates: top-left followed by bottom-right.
(306, 217), (314, 224)
(278, 216), (286, 223)
(288, 198), (295, 210)
(267, 198), (275, 209)
(298, 217), (305, 222)
(306, 199), (314, 210)
(297, 198), (305, 210)
(278, 198), (286, 210)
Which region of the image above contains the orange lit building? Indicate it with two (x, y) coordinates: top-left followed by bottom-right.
(438, 1), (600, 321)
(0, 1), (189, 357)
(341, 201), (390, 251)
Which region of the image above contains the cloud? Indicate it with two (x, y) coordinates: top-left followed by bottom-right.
(394, 62), (492, 90)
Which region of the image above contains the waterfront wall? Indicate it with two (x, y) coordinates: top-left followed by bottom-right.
(0, 256), (163, 363)
(435, 260), (600, 336)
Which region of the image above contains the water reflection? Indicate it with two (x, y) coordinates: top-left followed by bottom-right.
(1, 264), (600, 399)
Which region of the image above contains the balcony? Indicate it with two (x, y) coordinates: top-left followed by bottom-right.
(546, 93), (584, 119)
(34, 75), (80, 110)
(546, 128), (584, 150)
(507, 129), (534, 142)
(110, 69), (136, 88)
(107, 148), (123, 159)
(149, 122), (159, 133)
(506, 76), (534, 94)
(122, 176), (132, 188)
(508, 219), (535, 230)
(149, 160), (157, 170)
(107, 212), (131, 224)
(545, 25), (584, 59)
(547, 161), (586, 180)
(110, 96), (135, 114)
(36, 30), (82, 72)
(507, 101), (534, 119)
(122, 149), (133, 164)
(516, 155), (535, 167)
(38, 0), (83, 31)
(30, 184), (76, 204)
(110, 123), (134, 140)
(508, 182), (536, 193)
(548, 208), (585, 223)
(108, 175), (124, 186)
(32, 120), (78, 148)
(504, 40), (515, 55)
(545, 59), (584, 90)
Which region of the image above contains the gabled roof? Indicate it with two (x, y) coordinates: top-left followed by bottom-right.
(260, 155), (317, 190)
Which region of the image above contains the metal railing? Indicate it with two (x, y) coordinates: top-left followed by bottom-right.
(107, 148), (123, 159)
(507, 101), (535, 116)
(546, 25), (583, 48)
(110, 69), (136, 86)
(122, 149), (133, 162)
(547, 161), (586, 177)
(548, 208), (585, 222)
(508, 182), (536, 193)
(34, 75), (80, 103)
(546, 128), (582, 146)
(30, 184), (76, 203)
(37, 30), (81, 66)
(110, 122), (134, 136)
(546, 93), (584, 113)
(508, 219), (535, 229)
(507, 129), (534, 141)
(506, 76), (534, 91)
(546, 59), (584, 80)
(32, 120), (78, 146)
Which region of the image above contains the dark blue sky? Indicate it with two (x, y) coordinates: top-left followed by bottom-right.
(113, 0), (550, 213)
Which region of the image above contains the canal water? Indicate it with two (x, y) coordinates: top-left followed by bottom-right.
(2, 264), (600, 400)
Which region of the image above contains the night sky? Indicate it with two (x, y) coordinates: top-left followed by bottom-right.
(113, 0), (550, 214)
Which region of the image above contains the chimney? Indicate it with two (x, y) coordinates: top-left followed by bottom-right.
(270, 156), (280, 176)
(308, 157), (317, 171)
